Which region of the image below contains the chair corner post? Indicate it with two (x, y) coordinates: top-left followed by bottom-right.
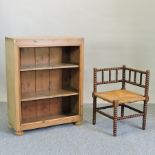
(122, 65), (126, 89)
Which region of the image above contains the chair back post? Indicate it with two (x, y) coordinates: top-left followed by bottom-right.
(93, 68), (97, 92)
(144, 70), (150, 99)
(122, 65), (126, 89)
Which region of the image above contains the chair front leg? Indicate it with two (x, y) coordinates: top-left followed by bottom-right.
(113, 102), (118, 136)
(93, 96), (97, 125)
(142, 100), (148, 130)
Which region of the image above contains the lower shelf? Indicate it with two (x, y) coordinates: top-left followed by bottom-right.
(22, 113), (77, 123)
(21, 95), (79, 131)
(21, 114), (80, 131)
(21, 89), (78, 102)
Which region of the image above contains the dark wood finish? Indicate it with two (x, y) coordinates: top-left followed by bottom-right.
(96, 109), (113, 120)
(122, 65), (126, 89)
(121, 105), (124, 117)
(142, 100), (147, 130)
(96, 105), (113, 110)
(113, 102), (118, 136)
(117, 113), (144, 120)
(92, 96), (97, 125)
(124, 104), (143, 113)
(92, 65), (150, 136)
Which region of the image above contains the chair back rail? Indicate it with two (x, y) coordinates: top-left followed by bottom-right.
(93, 66), (150, 97)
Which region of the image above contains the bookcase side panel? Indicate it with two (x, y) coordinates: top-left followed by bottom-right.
(6, 38), (21, 131)
(79, 41), (84, 121)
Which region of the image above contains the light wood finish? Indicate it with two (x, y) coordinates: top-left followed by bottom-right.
(94, 90), (145, 104)
(6, 37), (84, 135)
(16, 131), (24, 136)
(21, 71), (35, 96)
(11, 37), (83, 47)
(20, 63), (79, 71)
(5, 38), (21, 132)
(20, 48), (35, 68)
(21, 115), (80, 130)
(21, 89), (78, 101)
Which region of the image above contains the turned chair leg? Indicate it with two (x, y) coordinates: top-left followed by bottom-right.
(93, 96), (97, 125)
(142, 100), (147, 130)
(113, 103), (118, 136)
(121, 104), (125, 117)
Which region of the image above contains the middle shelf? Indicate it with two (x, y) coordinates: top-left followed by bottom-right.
(20, 68), (79, 101)
(20, 63), (79, 72)
(21, 89), (78, 101)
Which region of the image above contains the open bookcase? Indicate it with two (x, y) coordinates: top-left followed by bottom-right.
(6, 37), (84, 135)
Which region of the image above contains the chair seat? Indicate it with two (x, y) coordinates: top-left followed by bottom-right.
(94, 89), (146, 104)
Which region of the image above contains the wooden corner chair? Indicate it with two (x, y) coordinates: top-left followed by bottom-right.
(92, 65), (150, 136)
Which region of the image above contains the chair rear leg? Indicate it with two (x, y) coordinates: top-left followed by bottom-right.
(121, 104), (125, 117)
(93, 96), (97, 125)
(113, 104), (118, 136)
(142, 100), (147, 130)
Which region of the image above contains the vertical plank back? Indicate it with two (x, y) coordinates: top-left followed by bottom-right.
(35, 47), (49, 67)
(20, 48), (35, 68)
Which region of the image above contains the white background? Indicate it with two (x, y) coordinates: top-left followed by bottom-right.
(0, 0), (155, 103)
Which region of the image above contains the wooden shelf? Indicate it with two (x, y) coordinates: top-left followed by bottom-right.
(21, 114), (80, 130)
(22, 113), (77, 124)
(20, 63), (79, 71)
(21, 89), (79, 102)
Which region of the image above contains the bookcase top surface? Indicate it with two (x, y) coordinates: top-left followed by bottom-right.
(5, 36), (83, 40)
(5, 36), (84, 47)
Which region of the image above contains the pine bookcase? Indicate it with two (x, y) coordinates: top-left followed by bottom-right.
(5, 37), (84, 135)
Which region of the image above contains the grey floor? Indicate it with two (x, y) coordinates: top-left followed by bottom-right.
(0, 102), (155, 155)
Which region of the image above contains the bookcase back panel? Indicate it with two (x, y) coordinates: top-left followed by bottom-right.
(62, 47), (80, 64)
(70, 47), (80, 64)
(70, 69), (79, 91)
(22, 101), (36, 120)
(36, 99), (50, 117)
(62, 69), (79, 91)
(62, 69), (71, 90)
(20, 46), (80, 70)
(61, 97), (71, 114)
(20, 69), (78, 101)
(35, 48), (49, 67)
(49, 98), (62, 115)
(70, 96), (79, 114)
(21, 96), (78, 123)
(21, 71), (35, 96)
(20, 48), (35, 68)
(50, 47), (62, 64)
(50, 69), (62, 90)
(36, 70), (49, 92)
